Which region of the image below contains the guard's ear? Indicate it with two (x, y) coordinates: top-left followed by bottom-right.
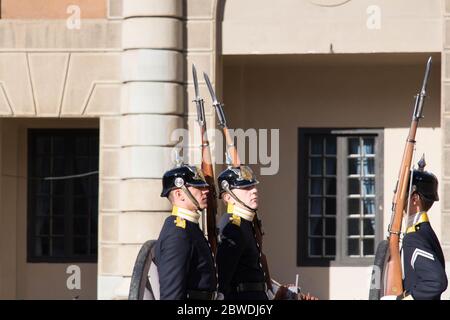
(172, 188), (183, 201)
(222, 193), (231, 203)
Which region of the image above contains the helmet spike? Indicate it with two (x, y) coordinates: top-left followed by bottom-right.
(418, 154), (426, 172)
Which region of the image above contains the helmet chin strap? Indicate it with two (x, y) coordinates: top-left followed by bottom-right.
(223, 184), (257, 214)
(180, 185), (203, 213)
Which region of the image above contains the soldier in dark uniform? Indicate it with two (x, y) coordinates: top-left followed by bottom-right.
(154, 162), (218, 300)
(215, 165), (269, 300)
(399, 158), (448, 300)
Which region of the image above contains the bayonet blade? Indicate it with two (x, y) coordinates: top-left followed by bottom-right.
(192, 64), (200, 100)
(203, 72), (219, 105)
(420, 56), (432, 95)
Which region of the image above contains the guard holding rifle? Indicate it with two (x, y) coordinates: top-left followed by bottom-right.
(154, 159), (218, 300)
(398, 157), (447, 300)
(215, 164), (269, 300)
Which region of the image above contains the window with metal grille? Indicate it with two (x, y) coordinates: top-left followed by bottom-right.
(298, 129), (383, 266)
(27, 129), (99, 263)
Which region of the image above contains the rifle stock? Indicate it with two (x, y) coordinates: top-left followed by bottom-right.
(384, 57), (432, 296)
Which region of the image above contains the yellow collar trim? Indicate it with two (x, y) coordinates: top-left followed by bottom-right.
(227, 203), (255, 222)
(172, 206), (201, 224)
(406, 212), (429, 234)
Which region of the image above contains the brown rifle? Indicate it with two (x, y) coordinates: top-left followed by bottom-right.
(192, 65), (218, 254)
(384, 57), (432, 296)
(203, 72), (273, 293)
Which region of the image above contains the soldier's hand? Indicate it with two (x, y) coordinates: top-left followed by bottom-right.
(273, 285), (289, 300)
(299, 292), (319, 300)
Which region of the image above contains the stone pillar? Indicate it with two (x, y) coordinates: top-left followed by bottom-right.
(98, 0), (220, 300)
(98, 0), (184, 299)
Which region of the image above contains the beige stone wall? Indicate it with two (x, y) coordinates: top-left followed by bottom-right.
(1, 0), (107, 19)
(222, 54), (444, 299)
(221, 0), (442, 54)
(0, 0), (121, 299)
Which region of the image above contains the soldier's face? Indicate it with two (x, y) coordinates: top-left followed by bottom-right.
(187, 186), (209, 210)
(232, 185), (259, 210)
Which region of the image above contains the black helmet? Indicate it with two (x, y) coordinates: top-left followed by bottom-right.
(410, 170), (439, 202)
(217, 165), (259, 197)
(161, 165), (209, 197)
(408, 155), (439, 202)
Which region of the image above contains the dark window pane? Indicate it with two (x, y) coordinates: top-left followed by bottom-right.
(325, 198), (336, 215)
(74, 237), (88, 255)
(29, 130), (99, 262)
(309, 238), (322, 256)
(325, 238), (336, 256)
(53, 156), (66, 176)
(348, 218), (360, 236)
(363, 239), (375, 256)
(52, 217), (65, 236)
(74, 198), (89, 216)
(36, 136), (51, 155)
(91, 196), (98, 216)
(325, 178), (336, 195)
(74, 217), (89, 236)
(363, 138), (375, 155)
(35, 157), (51, 177)
(52, 137), (65, 156)
(309, 198), (322, 215)
(52, 237), (65, 256)
(348, 178), (360, 195)
(363, 178), (375, 195)
(89, 137), (99, 155)
(348, 198), (360, 215)
(348, 239), (360, 256)
(325, 158), (336, 175)
(35, 237), (50, 256)
(92, 177), (99, 196)
(363, 199), (375, 215)
(36, 196), (50, 216)
(36, 180), (50, 194)
(74, 179), (89, 197)
(348, 158), (360, 175)
(310, 178), (322, 195)
(53, 196), (65, 215)
(348, 138), (360, 155)
(89, 157), (99, 170)
(91, 237), (97, 255)
(75, 157), (90, 174)
(91, 213), (98, 235)
(363, 158), (375, 175)
(310, 158), (322, 175)
(325, 138), (336, 155)
(309, 218), (323, 236)
(35, 217), (49, 236)
(363, 218), (375, 236)
(310, 137), (323, 155)
(325, 218), (336, 236)
(76, 137), (89, 156)
(52, 180), (65, 196)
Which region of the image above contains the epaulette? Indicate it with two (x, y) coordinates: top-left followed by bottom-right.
(174, 216), (186, 229)
(406, 212), (429, 234)
(230, 214), (241, 227)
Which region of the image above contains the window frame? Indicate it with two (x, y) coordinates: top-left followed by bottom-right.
(27, 128), (99, 263)
(297, 128), (384, 267)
